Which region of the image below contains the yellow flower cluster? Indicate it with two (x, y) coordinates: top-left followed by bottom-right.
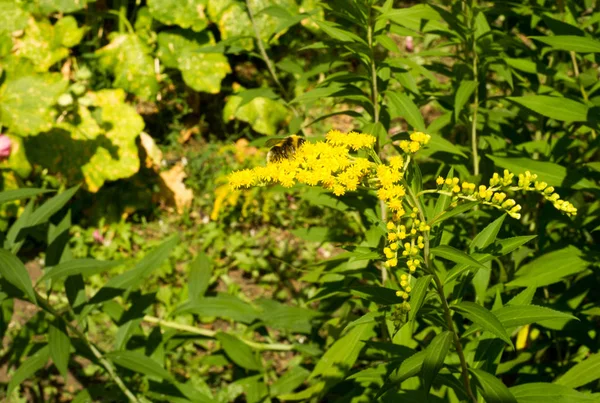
(399, 132), (431, 154)
(228, 131), (376, 196)
(435, 169), (577, 219)
(325, 130), (377, 150)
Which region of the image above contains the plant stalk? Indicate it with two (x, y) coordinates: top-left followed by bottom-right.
(470, 26), (479, 176)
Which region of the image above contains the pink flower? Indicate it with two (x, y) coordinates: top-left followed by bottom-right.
(0, 135), (11, 159)
(93, 229), (105, 244)
(405, 36), (414, 52)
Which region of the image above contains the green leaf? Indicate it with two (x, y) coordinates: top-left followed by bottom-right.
(451, 302), (513, 346)
(0, 1), (29, 33)
(223, 92), (288, 135)
(26, 185), (79, 228)
(488, 156), (597, 190)
(107, 350), (173, 381)
(54, 16), (86, 48)
(315, 20), (363, 43)
(7, 345), (50, 396)
(555, 353), (600, 389)
(216, 332), (262, 371)
(350, 286), (401, 305)
(530, 35), (600, 53)
(0, 188), (53, 205)
(470, 368), (517, 403)
(16, 18), (70, 72)
(454, 80), (477, 120)
(507, 96), (588, 122)
(49, 320), (70, 378)
(386, 92), (426, 131)
(508, 246), (588, 288)
(96, 34), (158, 100)
(39, 259), (122, 284)
(424, 133), (467, 158)
(309, 322), (375, 382)
(26, 90), (144, 193)
(256, 298), (320, 334)
(408, 275), (432, 321)
(189, 252), (212, 301)
(148, 0), (209, 32)
(173, 293), (260, 323)
(470, 214), (506, 252)
(388, 350), (427, 384)
(510, 382), (599, 403)
(421, 331), (452, 394)
(0, 249), (36, 303)
(431, 201), (479, 226)
(494, 305), (577, 328)
(270, 366), (311, 397)
(0, 73), (68, 136)
(431, 245), (487, 270)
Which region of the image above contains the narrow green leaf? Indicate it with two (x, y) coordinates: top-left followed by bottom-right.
(495, 305), (577, 328)
(454, 80), (477, 120)
(188, 252), (212, 301)
(431, 201), (479, 225)
(488, 155), (597, 190)
(0, 188), (53, 205)
(470, 368), (517, 403)
(431, 245), (487, 270)
(470, 214), (506, 252)
(257, 298), (321, 334)
(386, 92), (426, 131)
(106, 350), (173, 381)
(344, 311), (383, 333)
(26, 185), (80, 227)
(510, 382), (599, 403)
(270, 366), (310, 397)
(408, 275), (432, 321)
(555, 353), (600, 389)
(0, 249), (36, 303)
(507, 96), (588, 122)
(172, 294), (260, 324)
(38, 259), (122, 284)
(530, 35), (600, 53)
(425, 133), (467, 158)
(422, 331), (453, 394)
(451, 302), (513, 347)
(508, 246), (588, 288)
(314, 20), (363, 43)
(7, 345), (50, 396)
(216, 332), (262, 371)
(507, 286), (536, 306)
(388, 350), (427, 384)
(49, 321), (70, 378)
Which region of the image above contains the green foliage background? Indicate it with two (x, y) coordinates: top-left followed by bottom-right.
(0, 0), (599, 402)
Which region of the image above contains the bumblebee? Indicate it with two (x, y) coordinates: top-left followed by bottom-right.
(265, 135), (305, 163)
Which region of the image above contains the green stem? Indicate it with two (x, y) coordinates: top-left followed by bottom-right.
(470, 17), (479, 176)
(403, 185), (477, 403)
(142, 316), (294, 351)
(36, 293), (139, 403)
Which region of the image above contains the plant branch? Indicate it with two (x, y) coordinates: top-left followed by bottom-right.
(35, 293), (139, 403)
(403, 185), (478, 403)
(470, 25), (479, 176)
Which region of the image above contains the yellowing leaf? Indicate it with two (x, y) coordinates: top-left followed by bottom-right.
(148, 0), (209, 32)
(158, 163), (193, 214)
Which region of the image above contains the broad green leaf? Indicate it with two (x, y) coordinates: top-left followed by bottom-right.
(470, 214), (506, 251)
(531, 35), (600, 53)
(470, 368), (517, 403)
(216, 332), (262, 371)
(38, 259), (122, 284)
(408, 275), (432, 321)
(107, 350), (174, 381)
(555, 353), (600, 389)
(0, 73), (67, 136)
(386, 92), (426, 131)
(256, 299), (320, 334)
(510, 382), (599, 403)
(309, 322), (375, 382)
(173, 293), (260, 324)
(508, 246), (588, 287)
(0, 249), (36, 303)
(49, 321), (70, 378)
(507, 96), (588, 122)
(7, 345), (50, 396)
(96, 33), (158, 100)
(0, 188), (53, 205)
(54, 16), (86, 48)
(15, 18), (70, 72)
(270, 366), (310, 397)
(0, 134), (32, 179)
(422, 331), (452, 394)
(27, 90), (145, 192)
(382, 4), (446, 32)
(454, 80), (477, 120)
(488, 156), (597, 190)
(431, 245), (487, 270)
(148, 0), (209, 32)
(388, 350), (427, 384)
(223, 93), (288, 135)
(0, 1), (29, 33)
(26, 185), (79, 228)
(495, 305), (577, 328)
(189, 252), (212, 301)
(451, 302), (513, 346)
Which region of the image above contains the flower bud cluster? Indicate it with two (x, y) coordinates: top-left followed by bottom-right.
(399, 132), (431, 154)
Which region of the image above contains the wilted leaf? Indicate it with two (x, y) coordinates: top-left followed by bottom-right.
(96, 33), (158, 100)
(158, 163), (194, 214)
(148, 0), (209, 32)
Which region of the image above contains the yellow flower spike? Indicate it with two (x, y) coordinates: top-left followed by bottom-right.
(409, 265), (416, 272)
(534, 181), (547, 191)
(388, 232), (398, 241)
(436, 176), (445, 185)
(409, 142), (421, 153)
(415, 219), (421, 225)
(228, 169), (256, 190)
(452, 177), (460, 186)
(387, 258), (398, 267)
(401, 292), (409, 299)
(390, 242), (399, 251)
(502, 199), (516, 209)
(412, 207), (418, 213)
(400, 274), (408, 281)
(389, 155), (404, 170)
(402, 250), (409, 256)
(405, 286), (412, 293)
(548, 193), (560, 202)
(452, 185), (461, 193)
(400, 280), (408, 287)
(396, 290), (402, 297)
(410, 228), (417, 235)
(387, 221), (396, 230)
(445, 178), (453, 186)
(544, 186), (555, 195)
